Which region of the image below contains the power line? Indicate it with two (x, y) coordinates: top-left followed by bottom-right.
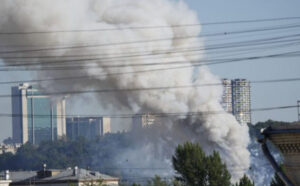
(0, 16), (300, 35)
(1, 23), (300, 55)
(1, 50), (299, 71)
(2, 22), (300, 55)
(2, 32), (300, 68)
(0, 50), (299, 85)
(0, 105), (297, 119)
(0, 77), (299, 98)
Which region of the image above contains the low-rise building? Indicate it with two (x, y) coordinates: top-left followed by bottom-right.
(3, 167), (119, 186)
(0, 144), (21, 155)
(0, 171), (12, 186)
(132, 114), (156, 129)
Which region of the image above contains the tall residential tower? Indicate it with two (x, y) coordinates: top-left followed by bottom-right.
(222, 79), (251, 125)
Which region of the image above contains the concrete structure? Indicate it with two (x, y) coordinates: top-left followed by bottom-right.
(11, 83), (66, 145)
(0, 144), (21, 155)
(0, 171), (12, 186)
(132, 114), (156, 129)
(260, 123), (300, 186)
(221, 79), (251, 125)
(66, 117), (111, 140)
(3, 167), (119, 186)
(232, 79), (251, 124)
(221, 79), (232, 113)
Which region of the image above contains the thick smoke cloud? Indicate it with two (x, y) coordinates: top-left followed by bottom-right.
(0, 0), (250, 181)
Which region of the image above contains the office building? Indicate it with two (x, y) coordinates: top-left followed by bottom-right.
(132, 114), (156, 129)
(66, 117), (111, 140)
(11, 83), (66, 145)
(221, 79), (251, 125)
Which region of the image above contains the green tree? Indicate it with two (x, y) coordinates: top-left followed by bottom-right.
(147, 175), (169, 186)
(172, 142), (231, 186)
(270, 174), (285, 186)
(131, 183), (141, 186)
(206, 151), (231, 186)
(82, 179), (105, 186)
(235, 174), (254, 186)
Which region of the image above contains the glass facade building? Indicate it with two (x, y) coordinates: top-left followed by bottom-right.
(11, 83), (66, 144)
(66, 117), (111, 140)
(221, 79), (251, 125)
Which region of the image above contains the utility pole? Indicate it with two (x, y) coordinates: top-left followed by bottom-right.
(298, 100), (300, 122)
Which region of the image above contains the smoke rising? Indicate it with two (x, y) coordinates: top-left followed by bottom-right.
(0, 0), (250, 182)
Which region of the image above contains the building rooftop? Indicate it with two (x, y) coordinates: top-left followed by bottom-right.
(3, 168), (119, 185)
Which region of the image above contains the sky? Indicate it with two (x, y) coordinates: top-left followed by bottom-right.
(0, 0), (300, 142)
(184, 0), (300, 122)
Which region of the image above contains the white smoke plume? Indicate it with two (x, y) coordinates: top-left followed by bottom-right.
(0, 0), (250, 181)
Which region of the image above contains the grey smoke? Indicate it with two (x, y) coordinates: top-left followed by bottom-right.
(0, 0), (250, 181)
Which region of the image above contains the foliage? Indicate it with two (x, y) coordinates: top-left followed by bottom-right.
(0, 133), (133, 171)
(172, 142), (231, 186)
(270, 174), (285, 186)
(131, 183), (141, 186)
(147, 175), (169, 186)
(82, 179), (105, 186)
(2, 137), (14, 145)
(235, 174), (254, 186)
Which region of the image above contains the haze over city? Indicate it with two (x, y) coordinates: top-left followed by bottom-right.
(0, 0), (299, 185)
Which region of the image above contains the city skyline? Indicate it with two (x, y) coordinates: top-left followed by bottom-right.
(0, 0), (299, 185)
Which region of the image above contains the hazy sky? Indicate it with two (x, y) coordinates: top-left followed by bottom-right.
(185, 0), (300, 122)
(0, 0), (299, 142)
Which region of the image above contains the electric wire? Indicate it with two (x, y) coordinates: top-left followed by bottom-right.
(0, 16), (300, 35)
(2, 32), (300, 68)
(0, 105), (297, 119)
(0, 76), (299, 98)
(1, 23), (300, 55)
(1, 50), (299, 71)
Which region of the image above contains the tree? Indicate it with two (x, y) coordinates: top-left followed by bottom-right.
(206, 151), (231, 186)
(3, 137), (14, 145)
(270, 174), (285, 186)
(82, 179), (105, 186)
(147, 175), (169, 186)
(235, 174), (254, 186)
(131, 183), (141, 186)
(172, 142), (231, 186)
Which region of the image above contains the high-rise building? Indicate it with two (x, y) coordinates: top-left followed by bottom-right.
(132, 114), (156, 129)
(221, 79), (232, 113)
(66, 117), (111, 140)
(232, 79), (251, 125)
(11, 83), (66, 144)
(221, 79), (251, 125)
